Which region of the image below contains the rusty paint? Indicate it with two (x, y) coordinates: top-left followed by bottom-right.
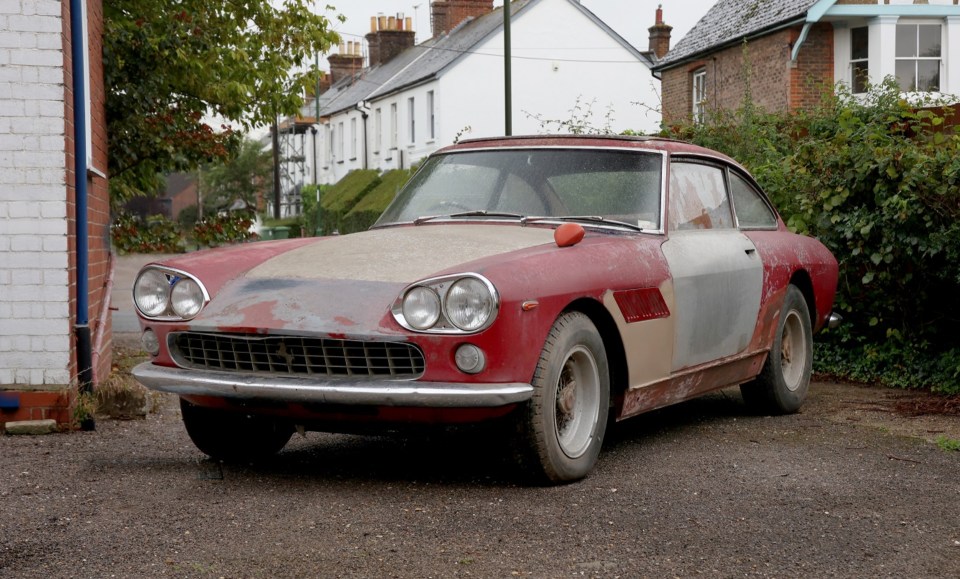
(618, 352), (766, 420)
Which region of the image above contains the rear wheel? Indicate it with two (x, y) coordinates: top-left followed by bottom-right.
(741, 285), (813, 414)
(180, 398), (294, 462)
(517, 312), (610, 483)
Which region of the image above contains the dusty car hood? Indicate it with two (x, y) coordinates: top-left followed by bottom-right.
(188, 225), (556, 337)
(246, 225), (556, 283)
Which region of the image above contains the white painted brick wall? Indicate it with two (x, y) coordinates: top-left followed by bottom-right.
(0, 0), (70, 390)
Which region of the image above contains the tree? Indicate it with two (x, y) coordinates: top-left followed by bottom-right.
(103, 0), (341, 205)
(198, 137), (272, 214)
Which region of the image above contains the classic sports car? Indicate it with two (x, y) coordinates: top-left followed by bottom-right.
(132, 135), (839, 483)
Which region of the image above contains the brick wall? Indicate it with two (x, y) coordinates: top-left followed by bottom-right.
(661, 23), (835, 125)
(0, 0), (110, 429)
(430, 0), (492, 37)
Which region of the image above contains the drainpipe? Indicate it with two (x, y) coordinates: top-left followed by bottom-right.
(70, 0), (93, 419)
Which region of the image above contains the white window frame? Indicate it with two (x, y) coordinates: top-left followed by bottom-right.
(407, 97), (416, 144)
(895, 22), (943, 92)
(337, 121), (344, 161)
(692, 69), (707, 124)
(390, 103), (398, 149)
(427, 90), (435, 141)
(850, 26), (870, 93)
(350, 117), (357, 159)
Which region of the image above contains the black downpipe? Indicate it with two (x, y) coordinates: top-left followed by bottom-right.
(361, 111), (369, 170)
(70, 0), (94, 429)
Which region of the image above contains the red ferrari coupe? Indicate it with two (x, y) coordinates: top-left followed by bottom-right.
(132, 135), (839, 483)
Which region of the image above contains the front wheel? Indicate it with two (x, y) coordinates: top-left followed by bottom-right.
(740, 285), (813, 414)
(180, 399), (294, 462)
(517, 312), (610, 483)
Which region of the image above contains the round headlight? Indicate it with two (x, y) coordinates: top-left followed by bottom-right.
(133, 269), (170, 317)
(171, 277), (205, 318)
(445, 277), (494, 331)
(402, 286), (441, 330)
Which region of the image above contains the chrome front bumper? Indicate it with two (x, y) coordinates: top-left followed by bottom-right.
(132, 362), (533, 408)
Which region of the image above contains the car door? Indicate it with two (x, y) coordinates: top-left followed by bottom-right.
(661, 160), (763, 371)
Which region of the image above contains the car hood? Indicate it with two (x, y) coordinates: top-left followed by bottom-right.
(187, 225), (556, 337)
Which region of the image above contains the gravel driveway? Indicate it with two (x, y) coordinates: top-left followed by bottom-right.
(2, 376), (958, 578)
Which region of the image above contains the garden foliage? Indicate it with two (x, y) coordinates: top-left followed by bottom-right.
(672, 80), (960, 393)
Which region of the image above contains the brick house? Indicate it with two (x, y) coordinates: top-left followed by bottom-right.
(0, 0), (110, 428)
(653, 0), (960, 126)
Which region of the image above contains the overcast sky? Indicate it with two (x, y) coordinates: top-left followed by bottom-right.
(321, 0), (715, 65)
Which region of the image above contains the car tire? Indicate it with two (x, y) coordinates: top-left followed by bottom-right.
(517, 312), (610, 483)
(741, 285), (813, 414)
(180, 398), (294, 462)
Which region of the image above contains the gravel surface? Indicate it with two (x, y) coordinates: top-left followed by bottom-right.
(2, 377), (958, 578)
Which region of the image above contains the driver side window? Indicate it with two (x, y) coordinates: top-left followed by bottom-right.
(668, 162), (734, 231)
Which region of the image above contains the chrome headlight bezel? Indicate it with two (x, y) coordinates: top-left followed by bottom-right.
(392, 273), (499, 334)
(133, 266), (210, 321)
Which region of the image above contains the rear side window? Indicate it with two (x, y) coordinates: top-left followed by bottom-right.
(730, 172), (777, 229)
(668, 162), (733, 230)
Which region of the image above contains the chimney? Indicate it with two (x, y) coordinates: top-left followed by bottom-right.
(366, 12), (416, 67)
(327, 42), (363, 84)
(431, 0), (493, 38)
(648, 4), (673, 60)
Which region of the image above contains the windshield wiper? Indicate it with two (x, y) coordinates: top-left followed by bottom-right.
(449, 210), (525, 220)
(522, 215), (645, 232)
(413, 211), (525, 225)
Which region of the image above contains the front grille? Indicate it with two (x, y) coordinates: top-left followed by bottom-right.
(170, 332), (425, 378)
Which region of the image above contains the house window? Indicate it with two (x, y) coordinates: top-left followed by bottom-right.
(390, 103), (398, 149)
(350, 117), (357, 159)
(337, 121), (344, 160)
(427, 90), (435, 140)
(408, 97), (416, 144)
(896, 24), (941, 92)
(851, 26), (869, 94)
(374, 108), (382, 153)
(691, 69), (706, 124)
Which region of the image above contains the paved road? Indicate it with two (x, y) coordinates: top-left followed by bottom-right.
(2, 379), (958, 578)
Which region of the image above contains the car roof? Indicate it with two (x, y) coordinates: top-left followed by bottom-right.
(440, 134), (740, 165)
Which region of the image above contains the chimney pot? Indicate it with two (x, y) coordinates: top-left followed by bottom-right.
(648, 5), (672, 60)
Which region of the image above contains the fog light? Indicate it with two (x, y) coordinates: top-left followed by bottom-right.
(141, 328), (160, 356)
(454, 343), (486, 374)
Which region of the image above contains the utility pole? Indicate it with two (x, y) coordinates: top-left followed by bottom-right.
(504, 0), (512, 136)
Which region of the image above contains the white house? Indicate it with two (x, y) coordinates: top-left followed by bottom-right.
(298, 0), (664, 186)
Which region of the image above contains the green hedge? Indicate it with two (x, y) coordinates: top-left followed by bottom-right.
(342, 169), (412, 232)
(318, 170), (381, 235)
(671, 79), (960, 394)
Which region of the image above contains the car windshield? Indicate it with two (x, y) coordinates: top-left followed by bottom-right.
(374, 148), (663, 230)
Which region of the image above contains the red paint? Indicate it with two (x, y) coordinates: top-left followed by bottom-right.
(334, 316), (357, 326)
(554, 223), (585, 247)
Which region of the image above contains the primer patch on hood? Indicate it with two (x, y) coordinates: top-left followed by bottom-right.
(247, 225), (555, 283)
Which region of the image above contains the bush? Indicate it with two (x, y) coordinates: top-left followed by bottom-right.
(111, 211), (183, 254)
(342, 169), (412, 232)
(671, 80), (960, 393)
(193, 213), (258, 247)
(319, 170), (381, 235)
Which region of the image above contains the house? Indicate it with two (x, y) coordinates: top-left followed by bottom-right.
(0, 0), (110, 428)
(290, 0), (665, 188)
(653, 0), (960, 125)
